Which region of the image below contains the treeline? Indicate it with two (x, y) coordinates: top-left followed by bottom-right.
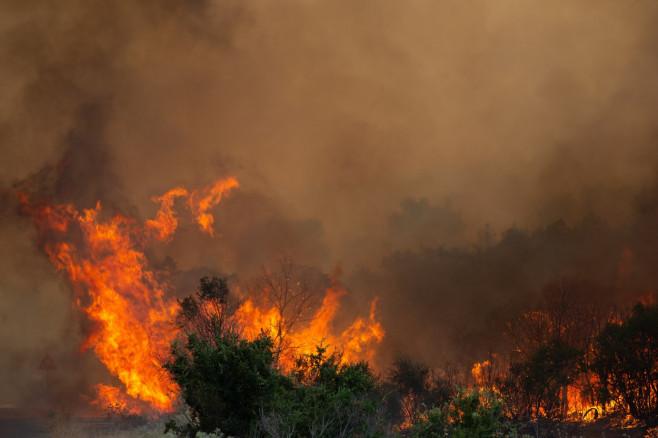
(162, 277), (658, 437)
(474, 276), (658, 424)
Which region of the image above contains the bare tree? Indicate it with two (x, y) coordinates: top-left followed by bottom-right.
(258, 407), (297, 438)
(248, 255), (322, 366)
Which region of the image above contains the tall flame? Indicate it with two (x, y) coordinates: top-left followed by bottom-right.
(19, 175), (384, 413)
(236, 285), (385, 370)
(19, 177), (239, 413)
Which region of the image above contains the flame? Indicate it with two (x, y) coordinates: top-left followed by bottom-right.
(145, 177), (239, 240)
(93, 383), (152, 415)
(639, 292), (656, 306)
(566, 385), (601, 421)
(19, 174), (384, 413)
(469, 355), (610, 421)
(187, 177), (240, 236)
(471, 360), (491, 387)
(18, 177), (239, 413)
(236, 284), (385, 370)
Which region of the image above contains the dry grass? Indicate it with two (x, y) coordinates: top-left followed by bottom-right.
(47, 412), (176, 438)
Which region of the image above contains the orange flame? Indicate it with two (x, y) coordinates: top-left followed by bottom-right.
(145, 177), (239, 240)
(471, 360), (491, 387)
(188, 177), (240, 236)
(236, 284), (385, 370)
(19, 175), (384, 413)
(19, 177), (239, 413)
(469, 354), (606, 421)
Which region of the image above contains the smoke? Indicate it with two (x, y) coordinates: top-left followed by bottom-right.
(2, 0), (658, 410)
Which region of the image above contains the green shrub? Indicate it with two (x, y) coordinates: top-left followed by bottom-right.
(409, 387), (517, 438)
(165, 333), (285, 437)
(258, 346), (385, 438)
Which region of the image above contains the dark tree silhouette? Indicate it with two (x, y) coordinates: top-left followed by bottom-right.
(501, 338), (583, 419)
(592, 303), (658, 422)
(386, 356), (454, 425)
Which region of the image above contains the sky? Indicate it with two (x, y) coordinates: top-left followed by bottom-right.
(1, 0), (658, 410)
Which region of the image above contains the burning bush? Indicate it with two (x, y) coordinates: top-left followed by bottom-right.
(260, 346), (384, 438)
(500, 338), (584, 420)
(384, 356), (455, 426)
(407, 387), (517, 438)
(165, 279), (385, 437)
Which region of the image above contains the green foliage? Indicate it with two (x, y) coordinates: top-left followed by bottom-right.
(167, 277), (385, 437)
(592, 303), (658, 421)
(409, 387), (514, 438)
(259, 345), (385, 438)
(175, 276), (239, 343)
(165, 332), (283, 437)
(501, 338), (583, 419)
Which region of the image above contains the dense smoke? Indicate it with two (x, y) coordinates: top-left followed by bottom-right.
(1, 0), (658, 411)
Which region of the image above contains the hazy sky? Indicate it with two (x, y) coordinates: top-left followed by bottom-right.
(3, 1), (658, 252)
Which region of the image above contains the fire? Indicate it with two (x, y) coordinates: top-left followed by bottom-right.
(19, 177), (239, 413)
(471, 360), (491, 388)
(19, 174), (384, 413)
(146, 177), (239, 240)
(566, 385), (601, 421)
(187, 177), (240, 236)
(236, 283), (385, 370)
(469, 354), (607, 421)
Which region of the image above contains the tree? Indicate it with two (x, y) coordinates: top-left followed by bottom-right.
(504, 277), (619, 358)
(166, 277), (285, 436)
(501, 338), (583, 419)
(501, 276), (620, 417)
(166, 333), (284, 436)
(592, 303), (658, 421)
(175, 276), (241, 343)
(385, 356), (454, 425)
(247, 256), (321, 366)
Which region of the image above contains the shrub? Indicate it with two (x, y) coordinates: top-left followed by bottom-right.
(165, 333), (284, 437)
(258, 346), (385, 438)
(409, 387), (515, 438)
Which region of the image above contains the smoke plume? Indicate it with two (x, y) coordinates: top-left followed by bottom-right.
(2, 0), (658, 411)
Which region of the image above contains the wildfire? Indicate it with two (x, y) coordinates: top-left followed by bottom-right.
(566, 385), (601, 421)
(469, 353), (606, 422)
(471, 360), (491, 388)
(19, 177), (239, 413)
(237, 285), (385, 370)
(19, 175), (385, 414)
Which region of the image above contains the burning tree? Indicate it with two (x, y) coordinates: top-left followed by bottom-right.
(592, 303), (658, 422)
(236, 270), (384, 372)
(385, 356), (454, 426)
(242, 256), (322, 367)
(496, 276), (622, 420)
(501, 338), (583, 419)
(174, 276), (242, 343)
